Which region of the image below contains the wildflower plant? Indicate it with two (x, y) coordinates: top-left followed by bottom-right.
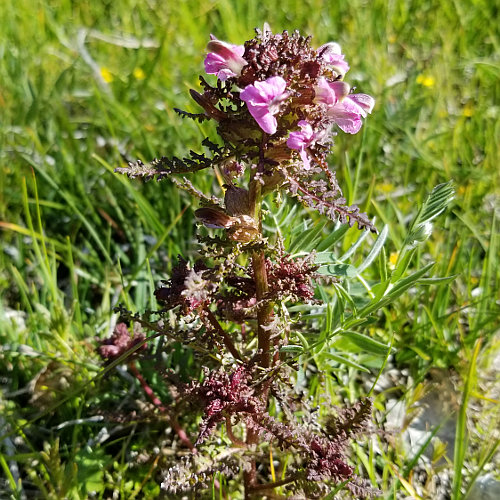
(111, 25), (383, 498)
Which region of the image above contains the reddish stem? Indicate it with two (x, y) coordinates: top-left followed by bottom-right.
(252, 251), (272, 369)
(205, 308), (242, 361)
(244, 134), (276, 498)
(225, 415), (246, 448)
(128, 362), (196, 452)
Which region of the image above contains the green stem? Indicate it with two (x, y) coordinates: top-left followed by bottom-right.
(248, 474), (300, 492)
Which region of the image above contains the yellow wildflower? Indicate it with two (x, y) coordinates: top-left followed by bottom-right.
(100, 67), (114, 83)
(133, 68), (146, 80)
(416, 74), (435, 88)
(463, 102), (474, 117)
(389, 252), (398, 270)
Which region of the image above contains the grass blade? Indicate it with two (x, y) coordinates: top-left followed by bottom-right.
(452, 338), (481, 500)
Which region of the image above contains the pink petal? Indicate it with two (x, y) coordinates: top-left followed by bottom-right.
(318, 42), (342, 56)
(249, 106), (277, 134)
(217, 68), (236, 81)
(329, 107), (362, 134)
(206, 39), (245, 60)
(240, 77), (288, 134)
(329, 81), (351, 100)
(263, 76), (287, 97)
(240, 84), (268, 105)
(204, 37), (246, 79)
(297, 120), (314, 138)
(287, 131), (306, 150)
(341, 96), (369, 118)
(204, 53), (228, 73)
(348, 93), (375, 115)
(315, 78), (350, 105)
(287, 121), (315, 149)
(314, 77), (336, 105)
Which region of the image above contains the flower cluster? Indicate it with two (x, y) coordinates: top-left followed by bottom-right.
(266, 254), (319, 302)
(118, 28), (376, 231)
(204, 30), (374, 165)
(188, 28), (376, 231)
(188, 366), (262, 445)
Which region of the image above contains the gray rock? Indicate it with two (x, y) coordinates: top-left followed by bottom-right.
(467, 474), (500, 500)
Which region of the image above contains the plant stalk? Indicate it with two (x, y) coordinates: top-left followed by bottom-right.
(244, 140), (275, 497)
(205, 308), (242, 361)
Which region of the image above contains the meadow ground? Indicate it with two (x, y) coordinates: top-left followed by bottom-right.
(0, 0), (499, 498)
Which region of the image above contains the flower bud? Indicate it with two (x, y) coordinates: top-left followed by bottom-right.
(227, 220), (259, 242)
(317, 42), (350, 76)
(205, 38), (247, 80)
(221, 158), (245, 181)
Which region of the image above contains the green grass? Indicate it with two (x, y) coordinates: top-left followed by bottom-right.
(1, 0), (499, 498)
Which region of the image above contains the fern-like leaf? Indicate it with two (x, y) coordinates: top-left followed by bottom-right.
(173, 107), (208, 122)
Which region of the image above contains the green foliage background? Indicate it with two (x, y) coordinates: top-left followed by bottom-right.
(0, 0), (498, 498)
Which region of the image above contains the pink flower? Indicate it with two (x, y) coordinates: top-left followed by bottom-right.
(204, 36), (247, 81)
(317, 42), (350, 75)
(240, 76), (289, 134)
(287, 120), (316, 169)
(329, 93), (375, 134)
(314, 77), (350, 106)
(315, 77), (374, 134)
